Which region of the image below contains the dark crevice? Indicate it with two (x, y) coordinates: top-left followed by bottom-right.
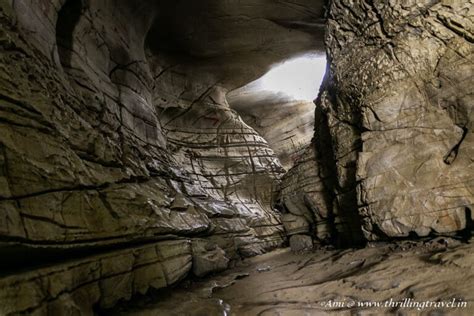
(0, 235), (181, 278)
(314, 87), (365, 247)
(436, 14), (474, 44)
(459, 207), (473, 241)
(443, 126), (468, 165)
(0, 173), (179, 202)
(313, 107), (338, 245)
(56, 0), (83, 69)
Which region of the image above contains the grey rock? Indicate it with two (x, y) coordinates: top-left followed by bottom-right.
(289, 234), (313, 252)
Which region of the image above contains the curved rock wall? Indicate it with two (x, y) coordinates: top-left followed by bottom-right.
(231, 98), (316, 171)
(0, 0), (330, 312)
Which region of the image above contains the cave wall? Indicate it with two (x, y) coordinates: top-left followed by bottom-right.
(230, 98), (315, 170)
(0, 0), (329, 312)
(282, 0), (473, 245)
(1, 0), (471, 313)
(327, 0), (473, 240)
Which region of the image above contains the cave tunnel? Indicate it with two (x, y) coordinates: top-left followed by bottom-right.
(0, 0), (473, 314)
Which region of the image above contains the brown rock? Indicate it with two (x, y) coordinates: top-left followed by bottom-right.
(192, 240), (230, 277)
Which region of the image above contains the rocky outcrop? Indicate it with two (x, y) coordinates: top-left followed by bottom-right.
(279, 142), (333, 243)
(278, 0), (473, 246)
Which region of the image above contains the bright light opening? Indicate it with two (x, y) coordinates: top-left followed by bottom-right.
(259, 54), (326, 101)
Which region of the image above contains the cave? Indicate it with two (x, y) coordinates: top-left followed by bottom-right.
(0, 0), (473, 315)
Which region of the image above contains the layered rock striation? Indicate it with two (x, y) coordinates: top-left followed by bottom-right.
(1, 0), (473, 313)
(0, 0), (326, 313)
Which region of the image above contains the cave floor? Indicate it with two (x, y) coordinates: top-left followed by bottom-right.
(106, 238), (474, 316)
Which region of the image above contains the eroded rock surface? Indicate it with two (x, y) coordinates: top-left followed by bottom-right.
(289, 234), (313, 252)
(0, 240), (192, 314)
(228, 94), (316, 171)
(280, 142), (334, 243)
(325, 0), (474, 240)
(192, 239), (229, 278)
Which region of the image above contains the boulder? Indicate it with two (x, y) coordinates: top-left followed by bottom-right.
(289, 235), (313, 252)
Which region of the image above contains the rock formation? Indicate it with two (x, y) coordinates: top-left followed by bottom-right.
(107, 239), (474, 315)
(0, 0), (325, 313)
(317, 0), (473, 241)
(280, 0), (473, 247)
(228, 89), (316, 171)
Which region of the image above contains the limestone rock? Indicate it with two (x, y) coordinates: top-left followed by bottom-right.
(192, 240), (229, 277)
(279, 143), (333, 241)
(281, 213), (310, 236)
(321, 0), (474, 240)
(289, 234), (313, 252)
(2, 0), (472, 313)
(228, 97), (316, 170)
(0, 0), (300, 265)
(274, 1), (474, 246)
(106, 241), (474, 315)
(0, 0), (329, 311)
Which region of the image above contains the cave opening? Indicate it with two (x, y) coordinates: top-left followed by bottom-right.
(227, 53), (327, 171)
(250, 53), (327, 102)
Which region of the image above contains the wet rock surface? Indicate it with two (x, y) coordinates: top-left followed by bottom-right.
(105, 238), (474, 315)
